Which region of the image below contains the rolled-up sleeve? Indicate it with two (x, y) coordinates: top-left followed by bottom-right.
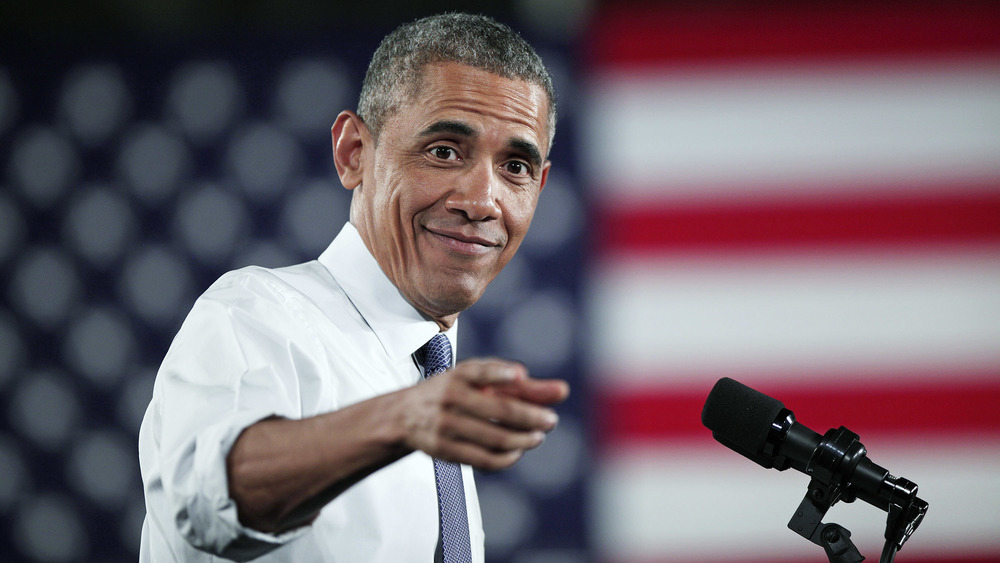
(139, 269), (324, 561)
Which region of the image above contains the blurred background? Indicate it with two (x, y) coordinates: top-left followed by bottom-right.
(0, 1), (998, 562)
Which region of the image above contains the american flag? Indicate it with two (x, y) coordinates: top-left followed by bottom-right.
(582, 2), (1000, 562)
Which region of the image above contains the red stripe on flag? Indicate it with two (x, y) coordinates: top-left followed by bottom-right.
(585, 1), (1000, 68)
(592, 191), (1000, 256)
(594, 375), (1000, 446)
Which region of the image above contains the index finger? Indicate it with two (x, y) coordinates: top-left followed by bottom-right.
(451, 358), (529, 386)
(489, 377), (570, 406)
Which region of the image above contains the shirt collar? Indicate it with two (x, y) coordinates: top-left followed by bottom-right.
(318, 222), (457, 364)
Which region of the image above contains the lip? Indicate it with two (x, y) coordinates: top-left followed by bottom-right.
(424, 226), (502, 255)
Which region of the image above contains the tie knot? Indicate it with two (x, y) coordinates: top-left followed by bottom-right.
(419, 333), (452, 377)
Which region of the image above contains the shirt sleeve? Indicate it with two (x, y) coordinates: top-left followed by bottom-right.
(143, 269), (328, 560)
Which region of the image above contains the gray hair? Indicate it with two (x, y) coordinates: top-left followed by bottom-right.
(357, 13), (557, 151)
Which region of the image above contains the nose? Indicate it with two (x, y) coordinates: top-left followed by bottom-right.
(445, 161), (501, 221)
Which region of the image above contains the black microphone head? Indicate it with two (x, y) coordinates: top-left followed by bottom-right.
(702, 377), (785, 468)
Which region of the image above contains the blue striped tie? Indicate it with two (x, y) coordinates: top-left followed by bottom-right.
(419, 334), (473, 563)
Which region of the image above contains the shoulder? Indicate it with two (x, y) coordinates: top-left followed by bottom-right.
(169, 264), (320, 347)
(203, 263), (307, 302)
(162, 262), (342, 380)
(194, 261), (332, 310)
(192, 261), (363, 338)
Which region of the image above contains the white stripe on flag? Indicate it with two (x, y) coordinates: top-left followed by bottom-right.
(583, 58), (1000, 202)
(589, 247), (1000, 387)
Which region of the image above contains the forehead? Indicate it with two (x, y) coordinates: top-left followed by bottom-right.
(393, 62), (551, 151)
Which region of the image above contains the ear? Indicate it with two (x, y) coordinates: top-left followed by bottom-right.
(538, 160), (551, 193)
(331, 110), (369, 190)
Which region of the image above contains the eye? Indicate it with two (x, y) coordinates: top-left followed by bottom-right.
(430, 146), (458, 160)
(503, 160), (531, 176)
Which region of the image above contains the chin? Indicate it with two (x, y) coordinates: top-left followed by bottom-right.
(420, 282), (486, 318)
(432, 292), (480, 316)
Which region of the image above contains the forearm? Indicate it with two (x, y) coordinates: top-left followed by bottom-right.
(227, 391), (411, 534)
(225, 360), (569, 535)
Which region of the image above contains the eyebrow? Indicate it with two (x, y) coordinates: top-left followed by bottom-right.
(419, 120), (476, 139)
(419, 119), (543, 169)
(509, 138), (543, 169)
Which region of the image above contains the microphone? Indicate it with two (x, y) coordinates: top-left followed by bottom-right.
(701, 377), (928, 561)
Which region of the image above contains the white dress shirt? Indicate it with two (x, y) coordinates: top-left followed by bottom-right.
(138, 222), (485, 562)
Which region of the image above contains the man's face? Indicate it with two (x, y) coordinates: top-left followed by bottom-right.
(352, 62), (551, 326)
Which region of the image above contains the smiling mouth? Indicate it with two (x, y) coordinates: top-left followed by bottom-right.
(424, 227), (502, 255)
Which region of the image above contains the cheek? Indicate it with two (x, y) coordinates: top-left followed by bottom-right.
(371, 174), (413, 226)
(504, 195), (539, 238)
(386, 171), (438, 218)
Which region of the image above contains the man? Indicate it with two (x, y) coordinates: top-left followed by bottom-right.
(138, 12), (569, 563)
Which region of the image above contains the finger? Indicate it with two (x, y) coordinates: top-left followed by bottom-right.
(439, 410), (546, 453)
(451, 358), (528, 386)
(432, 438), (525, 471)
(451, 359), (569, 405)
(490, 377), (570, 405)
(449, 385), (559, 432)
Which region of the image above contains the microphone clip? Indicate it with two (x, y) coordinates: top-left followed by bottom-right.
(788, 477), (865, 563)
(883, 476), (929, 555)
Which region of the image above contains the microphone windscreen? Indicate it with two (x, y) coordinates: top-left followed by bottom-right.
(702, 377), (784, 467)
